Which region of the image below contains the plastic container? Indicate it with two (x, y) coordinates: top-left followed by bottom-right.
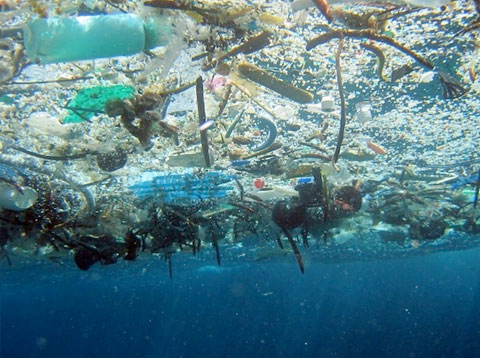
(0, 183), (38, 211)
(24, 14), (171, 64)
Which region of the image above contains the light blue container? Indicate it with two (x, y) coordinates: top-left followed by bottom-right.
(24, 14), (171, 64)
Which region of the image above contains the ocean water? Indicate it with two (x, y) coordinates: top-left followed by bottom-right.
(2, 247), (480, 358)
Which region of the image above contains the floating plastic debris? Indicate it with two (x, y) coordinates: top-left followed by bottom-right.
(451, 172), (480, 190)
(0, 163), (38, 211)
(129, 171), (236, 203)
(198, 119), (214, 132)
(297, 177), (314, 185)
(0, 183), (38, 211)
(356, 102), (373, 123)
(24, 14), (171, 64)
(63, 85), (135, 123)
(2, 0), (480, 274)
(253, 178), (265, 189)
(321, 95), (335, 111)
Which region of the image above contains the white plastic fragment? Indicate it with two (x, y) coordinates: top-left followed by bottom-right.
(419, 71), (435, 83)
(27, 111), (71, 138)
(305, 103), (324, 114)
(291, 0), (313, 13)
(405, 0), (451, 7)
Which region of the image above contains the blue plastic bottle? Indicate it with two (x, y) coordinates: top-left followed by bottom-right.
(24, 14), (171, 64)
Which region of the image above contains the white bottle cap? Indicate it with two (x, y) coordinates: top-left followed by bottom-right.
(321, 96), (335, 112)
(356, 102), (372, 123)
(357, 108), (372, 123)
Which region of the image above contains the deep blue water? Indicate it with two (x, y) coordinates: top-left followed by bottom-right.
(2, 248), (480, 358)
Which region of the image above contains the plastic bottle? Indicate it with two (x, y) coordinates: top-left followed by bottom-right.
(0, 183), (38, 211)
(24, 14), (171, 64)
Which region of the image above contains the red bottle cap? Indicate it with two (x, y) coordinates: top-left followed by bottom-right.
(254, 178), (265, 189)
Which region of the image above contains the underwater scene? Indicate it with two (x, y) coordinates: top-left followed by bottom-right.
(1, 0), (480, 357)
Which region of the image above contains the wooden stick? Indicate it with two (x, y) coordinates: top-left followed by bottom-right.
(333, 38), (346, 164)
(196, 76), (211, 167)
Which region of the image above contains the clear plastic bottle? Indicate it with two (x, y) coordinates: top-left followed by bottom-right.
(23, 14), (171, 64)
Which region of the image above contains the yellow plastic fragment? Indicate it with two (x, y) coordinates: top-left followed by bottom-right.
(259, 13), (284, 25)
(229, 71), (259, 97)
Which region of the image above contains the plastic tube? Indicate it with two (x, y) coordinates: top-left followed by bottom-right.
(24, 14), (171, 64)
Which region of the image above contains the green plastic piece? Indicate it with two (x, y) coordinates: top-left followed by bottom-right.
(382, 30), (394, 38)
(0, 95), (14, 105)
(63, 85), (135, 124)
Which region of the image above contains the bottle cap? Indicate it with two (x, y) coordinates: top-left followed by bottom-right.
(254, 178), (265, 189)
(321, 95), (335, 111)
(356, 102), (372, 123)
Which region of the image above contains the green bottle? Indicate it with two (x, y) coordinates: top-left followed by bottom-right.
(24, 14), (171, 64)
